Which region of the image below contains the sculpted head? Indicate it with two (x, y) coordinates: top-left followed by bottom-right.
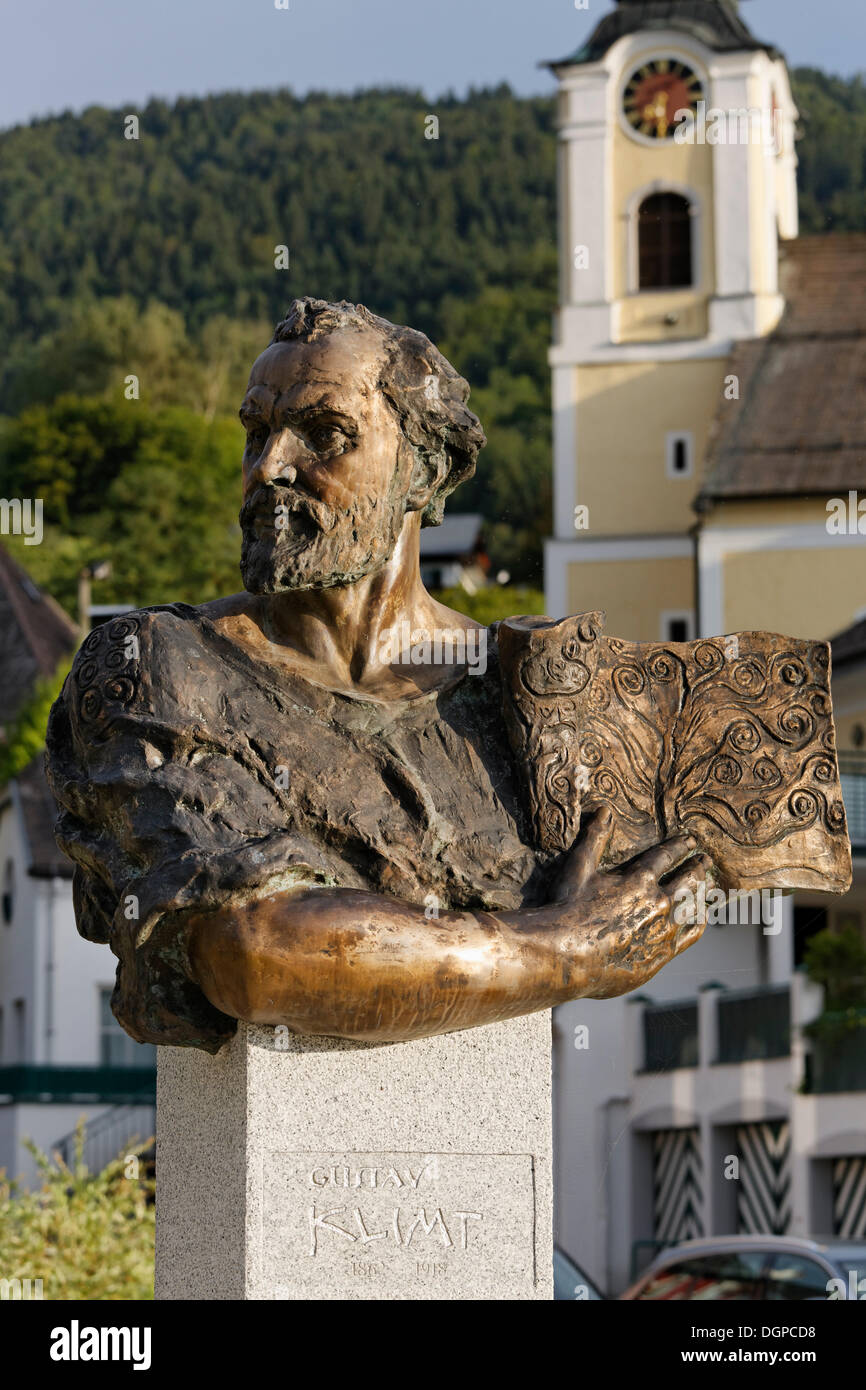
(238, 297), (486, 593)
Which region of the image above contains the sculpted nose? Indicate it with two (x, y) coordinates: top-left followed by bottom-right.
(249, 430), (299, 490)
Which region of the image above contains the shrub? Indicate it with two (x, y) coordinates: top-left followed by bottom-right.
(0, 1125), (155, 1301)
(432, 584), (546, 626)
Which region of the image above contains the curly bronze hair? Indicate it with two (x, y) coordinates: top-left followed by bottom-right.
(270, 297), (486, 526)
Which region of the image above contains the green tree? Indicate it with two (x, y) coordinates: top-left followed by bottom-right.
(0, 1129), (154, 1301)
(802, 925), (866, 1054)
(792, 69), (866, 233)
(0, 659), (72, 787)
(804, 925), (866, 1011)
(433, 585), (546, 625)
(0, 76), (859, 598)
(0, 297), (272, 419)
(0, 398), (244, 611)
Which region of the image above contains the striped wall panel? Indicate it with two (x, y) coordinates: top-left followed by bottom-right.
(652, 1128), (704, 1242)
(736, 1121), (791, 1235)
(833, 1157), (866, 1239)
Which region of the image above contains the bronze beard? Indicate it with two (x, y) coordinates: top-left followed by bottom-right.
(239, 479), (408, 593)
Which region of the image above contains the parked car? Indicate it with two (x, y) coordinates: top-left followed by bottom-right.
(554, 1245), (607, 1300)
(621, 1235), (866, 1300)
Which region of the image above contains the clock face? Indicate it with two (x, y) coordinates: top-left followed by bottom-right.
(623, 60), (704, 140)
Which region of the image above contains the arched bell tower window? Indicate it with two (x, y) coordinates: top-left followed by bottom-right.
(638, 192), (693, 290)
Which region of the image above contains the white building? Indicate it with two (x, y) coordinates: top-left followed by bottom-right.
(418, 512), (489, 593)
(0, 546), (153, 1186)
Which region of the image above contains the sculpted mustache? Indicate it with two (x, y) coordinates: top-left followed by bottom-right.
(240, 489), (337, 534)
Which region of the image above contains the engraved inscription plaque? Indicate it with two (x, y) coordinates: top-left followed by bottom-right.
(259, 1151), (538, 1300)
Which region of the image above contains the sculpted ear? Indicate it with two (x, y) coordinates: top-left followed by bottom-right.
(402, 439), (449, 515)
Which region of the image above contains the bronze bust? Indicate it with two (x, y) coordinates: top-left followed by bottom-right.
(45, 298), (852, 1051)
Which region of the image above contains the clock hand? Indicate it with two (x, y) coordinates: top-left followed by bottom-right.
(642, 90), (670, 137)
(654, 90), (670, 138)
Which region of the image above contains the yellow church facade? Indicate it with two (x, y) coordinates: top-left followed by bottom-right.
(543, 3), (864, 679)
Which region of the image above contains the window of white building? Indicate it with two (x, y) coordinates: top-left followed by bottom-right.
(13, 999), (25, 1062)
(99, 988), (156, 1067)
(661, 611), (695, 643)
(2, 859), (13, 925)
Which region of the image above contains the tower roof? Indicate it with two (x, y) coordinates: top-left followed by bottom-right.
(0, 543), (77, 738)
(547, 1), (780, 70)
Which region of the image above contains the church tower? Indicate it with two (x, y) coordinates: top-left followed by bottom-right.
(544, 0), (798, 637)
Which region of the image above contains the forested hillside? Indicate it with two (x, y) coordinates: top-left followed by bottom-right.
(0, 71), (862, 608)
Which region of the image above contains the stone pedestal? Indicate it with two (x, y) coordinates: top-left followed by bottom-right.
(155, 1015), (553, 1300)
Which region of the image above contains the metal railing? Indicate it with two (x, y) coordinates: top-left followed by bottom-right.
(54, 1103), (155, 1173)
(0, 1065), (155, 1105)
(716, 984), (790, 1064)
(643, 999), (699, 1071)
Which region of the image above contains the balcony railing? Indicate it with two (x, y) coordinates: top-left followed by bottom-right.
(839, 754), (866, 848)
(643, 999), (699, 1071)
(54, 1103), (155, 1172)
(716, 985), (790, 1064)
(0, 1065), (156, 1105)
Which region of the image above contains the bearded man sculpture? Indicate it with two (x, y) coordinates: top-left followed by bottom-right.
(45, 298), (852, 1052)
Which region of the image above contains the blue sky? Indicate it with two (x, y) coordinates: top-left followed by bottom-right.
(1, 0), (863, 130)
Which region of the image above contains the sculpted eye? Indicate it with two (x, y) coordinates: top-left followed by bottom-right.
(308, 424), (344, 452)
(246, 424), (269, 453)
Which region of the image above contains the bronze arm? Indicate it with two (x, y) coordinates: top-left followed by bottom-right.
(185, 809), (716, 1043)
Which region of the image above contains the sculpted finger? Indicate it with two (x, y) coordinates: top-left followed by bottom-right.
(634, 833), (698, 884)
(558, 805), (615, 895)
(675, 915), (709, 956)
(664, 855), (718, 928)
